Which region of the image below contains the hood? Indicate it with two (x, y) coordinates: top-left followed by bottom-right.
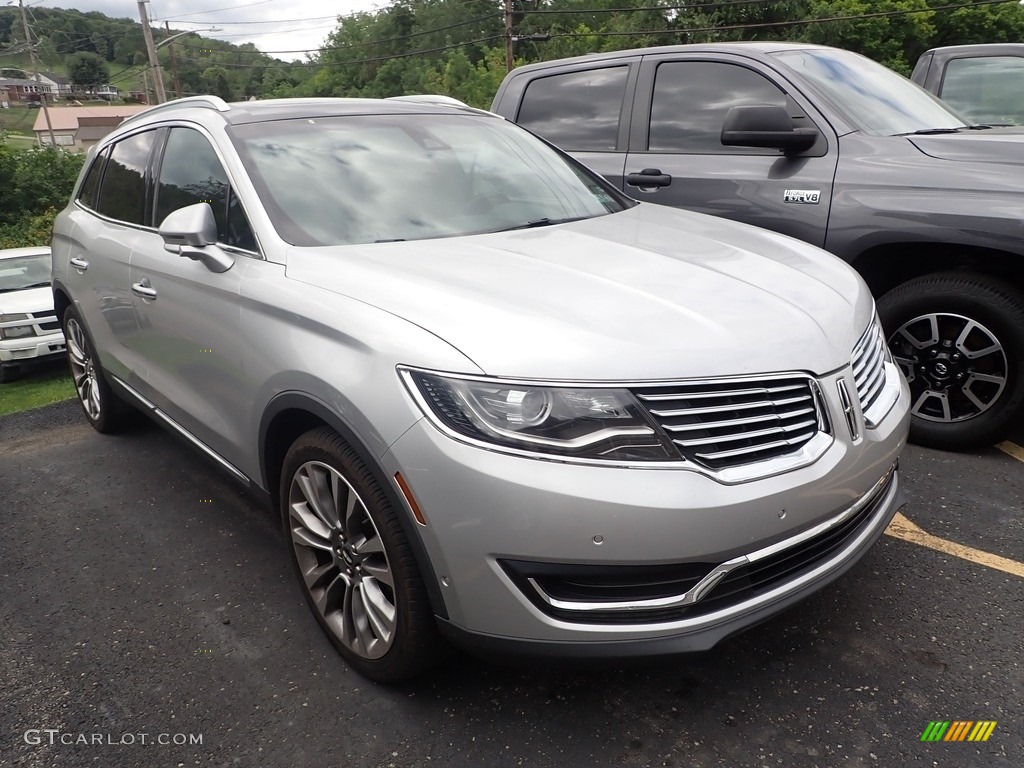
(909, 128), (1024, 163)
(285, 205), (873, 381)
(0, 286), (53, 316)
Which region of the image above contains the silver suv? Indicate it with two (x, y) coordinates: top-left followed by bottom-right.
(51, 96), (910, 682)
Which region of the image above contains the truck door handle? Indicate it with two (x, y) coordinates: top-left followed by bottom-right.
(132, 279), (157, 300)
(626, 169), (672, 188)
(70, 257), (89, 271)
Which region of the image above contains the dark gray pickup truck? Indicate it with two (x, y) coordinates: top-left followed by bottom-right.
(912, 43), (1024, 126)
(491, 42), (1024, 450)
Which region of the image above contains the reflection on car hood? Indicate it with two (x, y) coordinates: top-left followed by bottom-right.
(909, 128), (1024, 163)
(286, 204), (873, 380)
(0, 286), (53, 316)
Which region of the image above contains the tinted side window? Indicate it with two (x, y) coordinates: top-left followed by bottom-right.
(77, 148), (107, 210)
(517, 67), (628, 151)
(94, 131), (155, 225)
(650, 62), (788, 153)
(156, 127), (256, 251)
(940, 56), (1024, 125)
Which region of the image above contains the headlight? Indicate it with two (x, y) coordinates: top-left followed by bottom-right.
(401, 369), (678, 461)
(0, 314), (34, 340)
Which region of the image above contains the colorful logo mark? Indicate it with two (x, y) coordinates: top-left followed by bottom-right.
(921, 721), (997, 742)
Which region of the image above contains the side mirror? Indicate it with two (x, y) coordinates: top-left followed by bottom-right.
(721, 105), (819, 152)
(158, 203), (234, 274)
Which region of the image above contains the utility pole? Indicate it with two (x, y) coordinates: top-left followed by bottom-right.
(18, 0), (55, 147)
(503, 0), (514, 72)
(137, 0), (167, 104)
(165, 21), (182, 99)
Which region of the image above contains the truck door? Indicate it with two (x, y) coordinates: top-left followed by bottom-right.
(624, 54), (838, 249)
(510, 60), (638, 191)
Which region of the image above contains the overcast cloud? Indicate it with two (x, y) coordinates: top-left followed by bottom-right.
(50, 0), (383, 61)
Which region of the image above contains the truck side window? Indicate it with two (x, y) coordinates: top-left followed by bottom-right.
(650, 62), (788, 153)
(940, 56), (1024, 125)
(517, 67), (628, 151)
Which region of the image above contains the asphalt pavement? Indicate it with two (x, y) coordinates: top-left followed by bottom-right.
(1, 400), (1021, 768)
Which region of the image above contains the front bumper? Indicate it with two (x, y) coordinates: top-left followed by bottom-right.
(381, 366), (909, 656)
(0, 332), (66, 367)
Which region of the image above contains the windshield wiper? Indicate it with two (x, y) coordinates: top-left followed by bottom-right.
(497, 216), (584, 233)
(0, 281), (50, 292)
(894, 127), (963, 136)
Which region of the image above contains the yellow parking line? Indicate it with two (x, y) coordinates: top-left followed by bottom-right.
(996, 441), (1024, 464)
(885, 513), (1024, 578)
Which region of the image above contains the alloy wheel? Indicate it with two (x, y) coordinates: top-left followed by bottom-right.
(888, 312), (1007, 423)
(287, 460), (397, 660)
(65, 316), (102, 422)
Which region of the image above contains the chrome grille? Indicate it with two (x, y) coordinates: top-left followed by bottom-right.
(852, 322), (887, 420)
(632, 375), (822, 470)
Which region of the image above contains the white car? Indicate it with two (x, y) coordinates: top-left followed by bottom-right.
(0, 246), (66, 382)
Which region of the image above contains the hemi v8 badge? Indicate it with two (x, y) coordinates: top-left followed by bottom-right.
(784, 189), (821, 204)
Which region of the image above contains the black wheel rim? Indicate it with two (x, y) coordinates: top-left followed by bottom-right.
(888, 312), (1007, 423)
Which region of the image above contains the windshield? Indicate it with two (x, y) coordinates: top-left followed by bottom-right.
(0, 251), (52, 293)
(770, 48), (968, 136)
(231, 112), (630, 247)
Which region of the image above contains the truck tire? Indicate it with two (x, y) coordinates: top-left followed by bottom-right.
(878, 272), (1024, 450)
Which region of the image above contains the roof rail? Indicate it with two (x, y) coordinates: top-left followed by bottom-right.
(387, 94), (469, 107)
(119, 95), (231, 127)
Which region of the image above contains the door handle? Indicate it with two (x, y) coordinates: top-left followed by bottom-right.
(625, 169), (672, 188)
(70, 257), (89, 271)
(132, 279), (157, 300)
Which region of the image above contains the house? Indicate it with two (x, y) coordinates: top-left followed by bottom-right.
(0, 76), (55, 102)
(32, 105), (149, 150)
(40, 72), (73, 98)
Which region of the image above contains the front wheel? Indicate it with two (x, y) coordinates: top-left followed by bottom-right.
(280, 427), (442, 682)
(878, 272), (1024, 450)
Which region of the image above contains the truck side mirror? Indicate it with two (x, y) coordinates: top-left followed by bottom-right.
(721, 105), (819, 152)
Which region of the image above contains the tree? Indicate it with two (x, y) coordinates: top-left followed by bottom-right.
(66, 51), (110, 90)
(201, 66), (233, 100)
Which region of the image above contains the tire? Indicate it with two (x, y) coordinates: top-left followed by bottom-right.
(878, 272), (1024, 450)
(280, 427), (443, 682)
(62, 307), (129, 434)
(0, 365), (20, 384)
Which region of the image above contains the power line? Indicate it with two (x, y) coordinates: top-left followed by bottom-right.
(544, 0), (1022, 40)
(527, 0), (789, 16)
(260, 13), (499, 55)
(175, 33), (504, 69)
(158, 0), (280, 21)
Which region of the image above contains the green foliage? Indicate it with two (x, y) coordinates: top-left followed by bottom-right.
(301, 0), (1024, 102)
(0, 365), (75, 414)
(0, 139), (83, 247)
(65, 51), (110, 88)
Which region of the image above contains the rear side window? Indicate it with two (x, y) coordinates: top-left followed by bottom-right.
(94, 131), (156, 225)
(155, 127), (257, 252)
(517, 67), (628, 151)
(77, 148), (107, 210)
(649, 62), (788, 153)
(940, 56), (1024, 125)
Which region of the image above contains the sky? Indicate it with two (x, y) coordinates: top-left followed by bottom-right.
(45, 0), (385, 61)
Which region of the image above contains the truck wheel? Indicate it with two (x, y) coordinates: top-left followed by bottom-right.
(280, 427), (443, 682)
(878, 273), (1024, 450)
